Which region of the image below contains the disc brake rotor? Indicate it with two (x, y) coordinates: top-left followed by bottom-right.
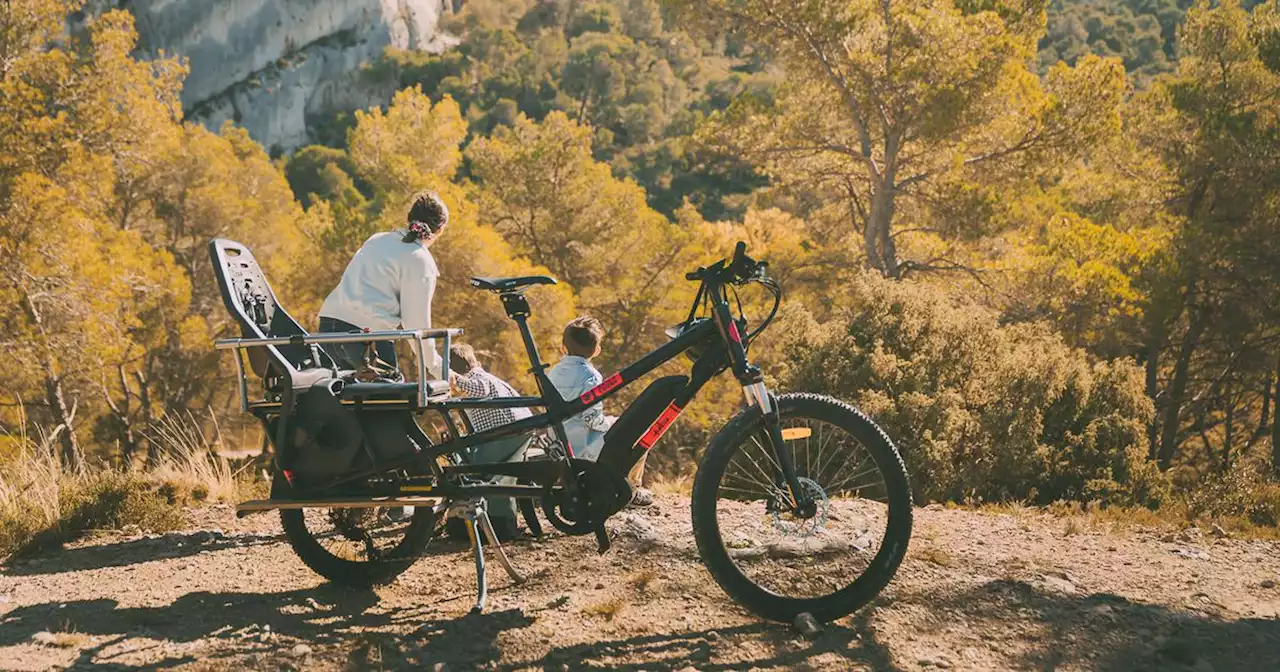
(769, 477), (829, 538)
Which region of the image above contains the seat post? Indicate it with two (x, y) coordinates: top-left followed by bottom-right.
(500, 292), (555, 398)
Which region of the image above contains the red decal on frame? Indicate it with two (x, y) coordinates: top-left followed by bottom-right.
(637, 402), (683, 450)
(728, 321), (742, 343)
(581, 373), (623, 404)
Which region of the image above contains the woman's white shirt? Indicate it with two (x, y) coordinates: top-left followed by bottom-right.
(319, 231), (442, 376)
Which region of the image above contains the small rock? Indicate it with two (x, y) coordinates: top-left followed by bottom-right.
(1210, 524), (1228, 539)
(288, 644), (312, 658)
(1037, 573), (1078, 595)
(1262, 580), (1276, 589)
(675, 667), (700, 672)
(594, 582), (606, 590)
(1172, 547), (1211, 562)
(918, 655), (953, 668)
(706, 630), (720, 643)
(31, 631), (57, 646)
(613, 513), (662, 549)
(793, 612), (823, 639)
(432, 664), (450, 672)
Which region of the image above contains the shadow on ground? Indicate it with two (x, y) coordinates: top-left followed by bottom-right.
(2, 531), (283, 577)
(3, 531), (1278, 670)
(0, 582), (900, 671)
(886, 579), (1280, 671)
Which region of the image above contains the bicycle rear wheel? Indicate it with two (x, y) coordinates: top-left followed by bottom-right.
(273, 471), (437, 587)
(691, 393), (912, 622)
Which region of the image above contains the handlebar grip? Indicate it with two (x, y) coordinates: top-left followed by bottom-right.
(732, 241), (747, 265)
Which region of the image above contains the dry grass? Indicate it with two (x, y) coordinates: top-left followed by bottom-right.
(649, 472), (693, 496)
(627, 569), (658, 592)
(582, 596), (629, 621)
(50, 631), (90, 648)
(1, 412), (255, 560)
(917, 547), (954, 567)
(968, 496), (1280, 542)
(148, 411), (244, 503)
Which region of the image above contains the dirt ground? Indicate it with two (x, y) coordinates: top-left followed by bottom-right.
(2, 496), (1278, 671)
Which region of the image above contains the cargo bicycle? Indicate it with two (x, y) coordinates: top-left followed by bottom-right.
(211, 239), (912, 622)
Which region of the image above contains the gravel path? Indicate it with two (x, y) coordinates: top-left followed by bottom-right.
(2, 497), (1278, 670)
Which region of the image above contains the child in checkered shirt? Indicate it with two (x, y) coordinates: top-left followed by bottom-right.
(448, 343), (532, 540)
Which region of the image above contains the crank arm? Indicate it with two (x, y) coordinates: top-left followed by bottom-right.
(594, 523), (612, 554)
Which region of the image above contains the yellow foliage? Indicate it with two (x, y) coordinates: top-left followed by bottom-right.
(348, 88), (467, 193)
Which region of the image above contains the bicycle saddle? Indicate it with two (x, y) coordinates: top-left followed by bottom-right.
(469, 275), (557, 292)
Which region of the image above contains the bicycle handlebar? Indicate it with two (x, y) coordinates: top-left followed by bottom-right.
(685, 241), (767, 284)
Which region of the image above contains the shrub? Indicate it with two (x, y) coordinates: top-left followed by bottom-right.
(776, 273), (1162, 506)
(1, 412), (250, 560)
(1181, 464), (1280, 528)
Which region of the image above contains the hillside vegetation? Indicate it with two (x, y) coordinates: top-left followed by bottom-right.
(1, 0), (1278, 550)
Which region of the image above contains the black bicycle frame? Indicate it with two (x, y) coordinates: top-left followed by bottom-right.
(282, 271), (813, 518)
(286, 315), (725, 500)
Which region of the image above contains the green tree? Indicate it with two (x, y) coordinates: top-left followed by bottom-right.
(677, 0), (1127, 278)
(1138, 0), (1280, 472)
(466, 111), (698, 367)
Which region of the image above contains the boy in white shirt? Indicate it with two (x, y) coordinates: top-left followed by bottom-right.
(546, 317), (653, 507)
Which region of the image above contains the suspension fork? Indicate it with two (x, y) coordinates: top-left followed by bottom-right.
(745, 383), (816, 517)
(709, 283), (814, 517)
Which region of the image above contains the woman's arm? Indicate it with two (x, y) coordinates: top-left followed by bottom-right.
(400, 253), (442, 378)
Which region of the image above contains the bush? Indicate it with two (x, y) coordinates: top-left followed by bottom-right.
(0, 469), (188, 560)
(776, 273), (1162, 506)
(1181, 464), (1280, 528)
(1, 414), (250, 560)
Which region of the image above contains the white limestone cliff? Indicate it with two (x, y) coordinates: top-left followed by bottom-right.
(94, 0), (458, 152)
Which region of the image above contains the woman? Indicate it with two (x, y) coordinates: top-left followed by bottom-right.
(318, 191), (449, 377)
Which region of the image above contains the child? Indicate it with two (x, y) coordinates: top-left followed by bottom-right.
(447, 343), (532, 541)
(547, 317), (653, 507)
(547, 316), (615, 461)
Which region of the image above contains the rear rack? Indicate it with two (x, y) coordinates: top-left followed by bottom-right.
(215, 328), (462, 409)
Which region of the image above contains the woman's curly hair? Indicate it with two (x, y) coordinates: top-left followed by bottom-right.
(404, 191), (449, 243)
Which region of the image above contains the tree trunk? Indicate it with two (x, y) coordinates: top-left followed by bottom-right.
(1144, 341), (1161, 460)
(1273, 356), (1280, 476)
(865, 178), (897, 277)
(44, 374), (81, 472)
(22, 290), (81, 471)
(1223, 379), (1234, 472)
(1157, 308), (1206, 470)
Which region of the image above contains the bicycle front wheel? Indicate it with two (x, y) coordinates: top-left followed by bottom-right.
(691, 393), (912, 623)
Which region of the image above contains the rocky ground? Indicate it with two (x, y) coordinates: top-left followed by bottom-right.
(1, 496), (1278, 671)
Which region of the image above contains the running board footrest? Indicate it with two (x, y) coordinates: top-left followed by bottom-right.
(235, 496), (442, 516)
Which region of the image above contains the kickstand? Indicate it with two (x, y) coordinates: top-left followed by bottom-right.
(455, 498), (527, 614)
